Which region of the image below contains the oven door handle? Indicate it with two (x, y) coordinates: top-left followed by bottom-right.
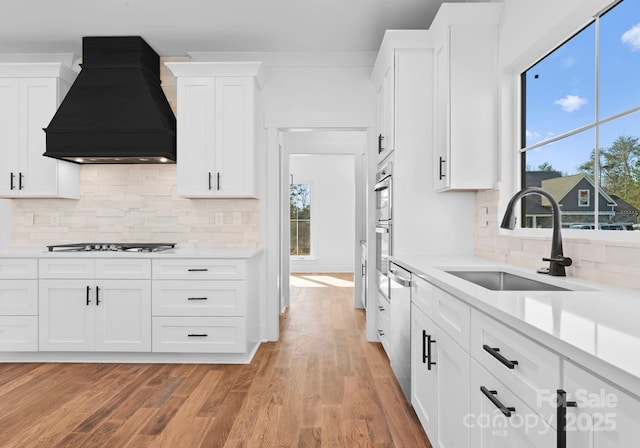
(375, 226), (389, 234)
(388, 271), (412, 288)
(374, 180), (391, 192)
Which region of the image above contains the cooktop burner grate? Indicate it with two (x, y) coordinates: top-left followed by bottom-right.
(47, 243), (176, 252)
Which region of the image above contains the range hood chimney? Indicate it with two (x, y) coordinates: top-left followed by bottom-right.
(43, 36), (176, 164)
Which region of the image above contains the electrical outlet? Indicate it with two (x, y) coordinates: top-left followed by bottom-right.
(25, 212), (34, 226)
(478, 207), (488, 227)
(233, 211), (242, 225)
(51, 213), (60, 226)
(215, 212), (224, 225)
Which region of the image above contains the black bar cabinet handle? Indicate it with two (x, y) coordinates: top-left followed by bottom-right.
(86, 285), (91, 305)
(96, 286), (100, 306)
(557, 389), (577, 448)
(18, 172), (24, 190)
(188, 268), (209, 272)
(377, 329), (385, 337)
(378, 134), (384, 154)
(422, 331), (437, 370)
(483, 345), (519, 369)
(188, 333), (208, 337)
(187, 297), (208, 301)
(208, 172), (212, 190)
(439, 157), (446, 180)
(10, 172), (15, 190)
(216, 172), (220, 191)
(480, 386), (516, 417)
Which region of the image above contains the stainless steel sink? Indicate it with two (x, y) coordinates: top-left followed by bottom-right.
(446, 270), (570, 291)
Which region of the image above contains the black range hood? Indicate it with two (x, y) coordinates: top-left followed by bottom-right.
(43, 36), (176, 164)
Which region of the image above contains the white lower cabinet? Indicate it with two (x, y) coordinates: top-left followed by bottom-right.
(562, 361), (640, 448)
(151, 258), (256, 354)
(470, 359), (556, 447)
(0, 259), (38, 351)
(38, 258), (152, 352)
(39, 279), (151, 352)
(412, 303), (470, 448)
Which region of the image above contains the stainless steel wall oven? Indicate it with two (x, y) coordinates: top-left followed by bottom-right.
(374, 160), (392, 299)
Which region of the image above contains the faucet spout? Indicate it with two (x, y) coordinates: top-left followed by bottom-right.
(500, 187), (573, 276)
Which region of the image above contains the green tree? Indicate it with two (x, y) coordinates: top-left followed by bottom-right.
(601, 136), (640, 206)
(537, 162), (556, 171)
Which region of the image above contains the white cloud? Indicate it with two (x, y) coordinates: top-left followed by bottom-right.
(554, 95), (587, 112)
(526, 130), (541, 141)
(622, 24), (640, 51)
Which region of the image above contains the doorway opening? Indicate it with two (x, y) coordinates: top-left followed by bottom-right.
(278, 129), (367, 314)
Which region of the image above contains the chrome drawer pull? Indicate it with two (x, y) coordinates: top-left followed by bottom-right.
(483, 344), (519, 369)
(480, 386), (515, 417)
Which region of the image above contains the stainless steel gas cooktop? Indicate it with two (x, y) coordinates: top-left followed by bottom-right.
(47, 243), (176, 252)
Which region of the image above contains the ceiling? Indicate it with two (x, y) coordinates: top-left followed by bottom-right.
(0, 0), (472, 57)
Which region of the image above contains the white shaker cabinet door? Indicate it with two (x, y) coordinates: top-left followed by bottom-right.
(94, 280), (151, 352)
(39, 280), (95, 351)
(0, 78), (20, 197)
(214, 77), (256, 197)
(175, 76), (215, 197)
(563, 362), (640, 448)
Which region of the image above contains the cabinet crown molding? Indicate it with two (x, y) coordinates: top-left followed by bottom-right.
(0, 62), (77, 83)
(164, 61), (264, 89)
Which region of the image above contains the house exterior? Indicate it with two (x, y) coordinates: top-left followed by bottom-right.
(524, 172), (639, 228)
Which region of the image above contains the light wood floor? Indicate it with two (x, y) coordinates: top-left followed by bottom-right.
(0, 273), (431, 447)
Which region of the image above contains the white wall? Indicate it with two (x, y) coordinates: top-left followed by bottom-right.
(289, 154), (355, 272)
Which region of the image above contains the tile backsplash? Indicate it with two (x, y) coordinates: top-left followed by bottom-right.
(475, 188), (640, 291)
(10, 56), (259, 249)
(10, 164), (260, 248)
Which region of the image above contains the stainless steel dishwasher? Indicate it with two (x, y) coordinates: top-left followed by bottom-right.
(388, 261), (412, 400)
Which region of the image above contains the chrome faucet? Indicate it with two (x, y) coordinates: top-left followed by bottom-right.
(500, 187), (572, 276)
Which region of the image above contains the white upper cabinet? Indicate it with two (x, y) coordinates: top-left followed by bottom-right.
(165, 62), (263, 198)
(0, 63), (79, 198)
(371, 30), (430, 164)
(431, 4), (502, 191)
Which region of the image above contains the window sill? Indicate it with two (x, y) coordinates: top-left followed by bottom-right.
(290, 256), (317, 261)
(499, 227), (640, 246)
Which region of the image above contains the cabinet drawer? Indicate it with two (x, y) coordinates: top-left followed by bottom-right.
(432, 286), (470, 351)
(152, 316), (246, 353)
(95, 259), (151, 279)
(470, 359), (555, 447)
(39, 258), (151, 279)
(0, 258), (37, 279)
(0, 316), (38, 351)
(376, 293), (390, 351)
(411, 274), (432, 315)
(152, 280), (246, 316)
(39, 258), (95, 278)
(471, 309), (560, 426)
(153, 259), (246, 280)
(0, 280), (38, 315)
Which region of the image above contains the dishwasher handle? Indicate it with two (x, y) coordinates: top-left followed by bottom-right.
(388, 270), (412, 288)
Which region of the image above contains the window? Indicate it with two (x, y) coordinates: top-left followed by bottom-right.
(521, 0), (640, 230)
(290, 183), (311, 256)
(578, 189), (590, 207)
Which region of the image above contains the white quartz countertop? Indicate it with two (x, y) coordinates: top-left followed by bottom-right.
(0, 247), (264, 259)
(391, 254), (640, 399)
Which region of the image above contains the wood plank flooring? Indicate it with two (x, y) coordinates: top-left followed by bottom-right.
(0, 273), (431, 447)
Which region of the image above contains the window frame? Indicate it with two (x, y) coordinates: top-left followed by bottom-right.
(578, 189), (591, 207)
(289, 181), (315, 259)
(518, 0), (640, 234)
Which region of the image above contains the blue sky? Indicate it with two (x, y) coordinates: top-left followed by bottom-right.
(524, 0), (640, 174)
